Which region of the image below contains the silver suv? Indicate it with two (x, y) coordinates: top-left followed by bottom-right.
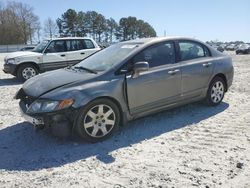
(3, 37), (100, 81)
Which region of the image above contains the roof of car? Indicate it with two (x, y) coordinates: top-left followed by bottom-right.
(46, 37), (94, 41)
(122, 36), (204, 45)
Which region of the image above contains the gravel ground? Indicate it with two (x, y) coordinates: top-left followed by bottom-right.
(0, 52), (249, 188)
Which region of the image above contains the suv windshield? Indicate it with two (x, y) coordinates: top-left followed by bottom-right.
(33, 40), (50, 53)
(74, 43), (140, 72)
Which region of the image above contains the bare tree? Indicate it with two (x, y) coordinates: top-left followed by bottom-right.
(0, 1), (40, 44)
(35, 22), (41, 43)
(44, 17), (58, 38)
(7, 1), (40, 44)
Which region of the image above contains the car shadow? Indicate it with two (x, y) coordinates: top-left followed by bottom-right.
(0, 77), (22, 86)
(0, 102), (229, 171)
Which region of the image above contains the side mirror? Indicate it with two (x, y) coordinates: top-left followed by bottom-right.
(132, 61), (149, 78)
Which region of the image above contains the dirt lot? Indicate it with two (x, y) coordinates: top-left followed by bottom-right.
(0, 52), (249, 188)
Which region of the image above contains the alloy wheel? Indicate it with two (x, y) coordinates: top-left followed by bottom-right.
(211, 81), (224, 103)
(83, 104), (116, 138)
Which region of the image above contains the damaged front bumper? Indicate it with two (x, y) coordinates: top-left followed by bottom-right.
(19, 100), (77, 137)
(19, 101), (45, 126)
(19, 100), (76, 128)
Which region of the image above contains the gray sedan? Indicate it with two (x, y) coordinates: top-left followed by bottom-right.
(15, 37), (234, 142)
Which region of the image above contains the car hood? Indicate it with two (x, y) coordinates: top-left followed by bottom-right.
(22, 68), (96, 97)
(5, 51), (41, 59)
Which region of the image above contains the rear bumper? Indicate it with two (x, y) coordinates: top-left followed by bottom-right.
(3, 63), (17, 75)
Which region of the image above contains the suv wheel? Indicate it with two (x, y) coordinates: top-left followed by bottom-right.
(75, 98), (120, 142)
(205, 77), (226, 106)
(17, 64), (38, 81)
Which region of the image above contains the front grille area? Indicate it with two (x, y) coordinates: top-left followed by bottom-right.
(16, 88), (36, 106)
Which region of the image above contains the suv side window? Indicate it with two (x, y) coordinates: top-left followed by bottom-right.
(66, 40), (84, 51)
(46, 40), (66, 53)
(179, 41), (207, 61)
(132, 42), (175, 68)
(83, 39), (95, 49)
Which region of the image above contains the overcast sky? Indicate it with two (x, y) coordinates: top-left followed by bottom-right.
(2, 0), (250, 42)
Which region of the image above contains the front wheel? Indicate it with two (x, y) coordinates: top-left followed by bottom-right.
(205, 77), (226, 106)
(17, 64), (38, 81)
(75, 98), (120, 142)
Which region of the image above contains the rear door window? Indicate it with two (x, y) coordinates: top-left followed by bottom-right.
(179, 41), (208, 61)
(66, 40), (85, 51)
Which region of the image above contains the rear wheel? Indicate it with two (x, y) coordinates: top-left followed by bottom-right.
(205, 77), (226, 106)
(75, 98), (120, 142)
(17, 64), (38, 81)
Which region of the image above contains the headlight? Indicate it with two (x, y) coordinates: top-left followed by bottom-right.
(27, 99), (74, 113)
(6, 58), (15, 64)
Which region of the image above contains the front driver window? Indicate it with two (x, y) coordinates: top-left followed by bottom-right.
(46, 40), (66, 53)
(132, 42), (175, 68)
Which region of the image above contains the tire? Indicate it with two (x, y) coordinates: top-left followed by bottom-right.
(75, 98), (120, 142)
(17, 64), (38, 81)
(205, 77), (226, 106)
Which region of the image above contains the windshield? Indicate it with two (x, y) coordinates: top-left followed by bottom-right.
(32, 40), (50, 53)
(74, 43), (140, 72)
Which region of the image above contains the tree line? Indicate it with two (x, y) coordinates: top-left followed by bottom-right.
(56, 9), (156, 43)
(0, 1), (156, 45)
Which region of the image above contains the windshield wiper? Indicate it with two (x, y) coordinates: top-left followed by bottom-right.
(74, 66), (98, 74)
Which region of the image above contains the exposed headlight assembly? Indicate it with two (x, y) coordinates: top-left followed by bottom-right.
(27, 99), (74, 113)
(6, 58), (15, 64)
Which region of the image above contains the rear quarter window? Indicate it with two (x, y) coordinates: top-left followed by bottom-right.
(82, 39), (95, 49)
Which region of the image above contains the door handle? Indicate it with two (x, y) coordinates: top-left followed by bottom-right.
(80, 52), (85, 55)
(203, 62), (212, 67)
(60, 54), (66, 57)
(168, 69), (180, 75)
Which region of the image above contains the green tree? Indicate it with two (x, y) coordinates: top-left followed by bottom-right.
(57, 9), (78, 37)
(116, 16), (156, 41)
(127, 16), (137, 40)
(56, 9), (156, 43)
(136, 19), (156, 38)
(117, 17), (129, 41)
(106, 18), (118, 43)
(84, 11), (98, 40)
(95, 14), (107, 42)
(77, 11), (88, 37)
